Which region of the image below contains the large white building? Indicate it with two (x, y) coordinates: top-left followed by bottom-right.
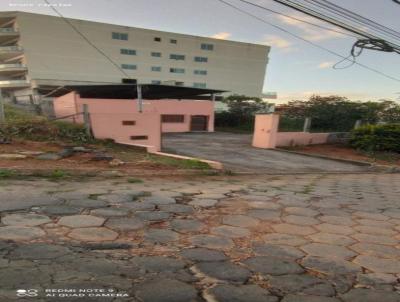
(0, 11), (270, 103)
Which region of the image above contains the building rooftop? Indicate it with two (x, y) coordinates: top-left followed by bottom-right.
(45, 84), (226, 100)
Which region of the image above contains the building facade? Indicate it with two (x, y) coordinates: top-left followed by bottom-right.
(0, 11), (270, 103)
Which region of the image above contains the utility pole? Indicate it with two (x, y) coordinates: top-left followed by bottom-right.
(82, 104), (92, 137)
(303, 117), (312, 132)
(0, 88), (5, 123)
(137, 84), (143, 113)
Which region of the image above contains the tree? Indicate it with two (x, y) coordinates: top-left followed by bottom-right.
(215, 95), (269, 131)
(278, 95), (400, 132)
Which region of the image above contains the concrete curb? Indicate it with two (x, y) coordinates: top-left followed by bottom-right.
(274, 148), (372, 166)
(0, 167), (221, 178)
(150, 151), (223, 170)
(272, 148), (400, 173)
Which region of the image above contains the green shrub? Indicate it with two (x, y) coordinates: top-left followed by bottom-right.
(0, 169), (16, 179)
(279, 116), (304, 132)
(350, 124), (400, 153)
(0, 118), (92, 143)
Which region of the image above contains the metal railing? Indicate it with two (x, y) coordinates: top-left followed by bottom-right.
(0, 46), (23, 51)
(0, 28), (18, 33)
(0, 63), (26, 69)
(0, 79), (30, 86)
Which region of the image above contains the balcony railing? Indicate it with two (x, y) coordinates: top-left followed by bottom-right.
(0, 46), (23, 52)
(0, 28), (18, 34)
(0, 79), (30, 87)
(0, 63), (26, 69)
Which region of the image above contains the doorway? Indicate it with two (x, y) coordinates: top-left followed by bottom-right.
(190, 115), (208, 131)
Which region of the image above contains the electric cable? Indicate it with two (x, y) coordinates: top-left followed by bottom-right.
(43, 0), (130, 78)
(216, 0), (400, 83)
(302, 0), (400, 43)
(237, 0), (358, 38)
(264, 0), (400, 51)
(41, 0), (133, 98)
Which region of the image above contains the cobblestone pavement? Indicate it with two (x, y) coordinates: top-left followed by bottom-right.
(0, 174), (399, 301)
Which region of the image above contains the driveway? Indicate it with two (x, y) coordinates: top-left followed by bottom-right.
(162, 132), (369, 173)
(1, 174), (399, 301)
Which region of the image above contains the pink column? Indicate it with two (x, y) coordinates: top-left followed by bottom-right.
(252, 114), (280, 149)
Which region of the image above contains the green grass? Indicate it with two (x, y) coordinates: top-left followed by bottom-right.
(148, 154), (211, 170)
(3, 104), (38, 122)
(1, 104), (92, 144)
(48, 169), (69, 180)
(0, 169), (16, 179)
(0, 168), (70, 181)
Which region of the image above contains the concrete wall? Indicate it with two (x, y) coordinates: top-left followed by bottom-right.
(276, 132), (330, 147)
(144, 100), (214, 132)
(252, 114), (280, 148)
(53, 92), (160, 151)
(53, 91), (79, 122)
(12, 11), (270, 96)
(252, 114), (341, 149)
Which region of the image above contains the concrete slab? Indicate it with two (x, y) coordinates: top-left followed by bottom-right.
(162, 132), (369, 173)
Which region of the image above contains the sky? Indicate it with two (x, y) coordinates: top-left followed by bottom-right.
(1, 0), (400, 103)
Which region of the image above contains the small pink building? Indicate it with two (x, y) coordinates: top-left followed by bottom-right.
(52, 84), (224, 152)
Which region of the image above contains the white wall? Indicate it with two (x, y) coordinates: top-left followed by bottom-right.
(14, 11), (269, 96)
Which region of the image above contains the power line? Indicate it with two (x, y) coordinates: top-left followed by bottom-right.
(302, 0), (400, 43)
(43, 0), (130, 79)
(237, 0), (359, 38)
(264, 0), (400, 51)
(215, 0), (400, 83)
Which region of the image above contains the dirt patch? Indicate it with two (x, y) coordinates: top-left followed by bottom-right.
(287, 144), (400, 167)
(0, 140), (178, 172)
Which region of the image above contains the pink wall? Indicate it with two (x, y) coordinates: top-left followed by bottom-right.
(143, 100), (214, 133)
(252, 114), (280, 148)
(54, 93), (214, 133)
(53, 92), (214, 152)
(53, 91), (79, 122)
(276, 132), (330, 147)
(252, 114), (333, 149)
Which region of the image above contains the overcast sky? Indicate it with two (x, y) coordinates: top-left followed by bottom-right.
(1, 0), (400, 102)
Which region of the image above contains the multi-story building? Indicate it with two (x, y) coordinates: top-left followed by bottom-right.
(0, 11), (270, 104)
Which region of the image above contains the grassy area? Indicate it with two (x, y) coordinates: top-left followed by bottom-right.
(0, 169), (16, 179)
(0, 168), (72, 181)
(360, 150), (400, 163)
(1, 104), (93, 144)
(147, 154), (211, 170)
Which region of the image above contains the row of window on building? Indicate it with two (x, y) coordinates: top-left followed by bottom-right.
(120, 64), (207, 76)
(148, 80), (206, 88)
(112, 32), (214, 51)
(120, 48), (208, 63)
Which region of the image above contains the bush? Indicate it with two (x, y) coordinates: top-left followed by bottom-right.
(0, 112), (92, 144)
(214, 95), (268, 132)
(350, 124), (400, 153)
(279, 116), (304, 132)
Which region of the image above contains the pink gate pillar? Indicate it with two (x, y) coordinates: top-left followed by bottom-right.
(252, 114), (280, 149)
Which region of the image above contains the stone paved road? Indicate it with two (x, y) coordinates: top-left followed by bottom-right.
(0, 174), (400, 301)
(162, 132), (369, 173)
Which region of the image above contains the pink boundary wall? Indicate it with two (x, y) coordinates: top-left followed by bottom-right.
(252, 114), (331, 148)
(53, 92), (215, 152)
